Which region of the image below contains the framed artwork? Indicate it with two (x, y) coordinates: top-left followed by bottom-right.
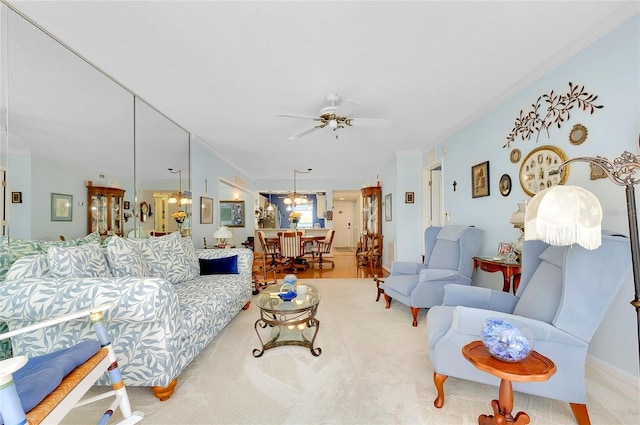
(51, 193), (73, 221)
(384, 193), (392, 221)
(11, 192), (22, 203)
(220, 200), (245, 227)
(405, 192), (414, 204)
(123, 201), (131, 210)
(471, 161), (490, 198)
(140, 201), (149, 223)
(519, 145), (568, 196)
(510, 149), (521, 163)
(200, 196), (213, 224)
(499, 174), (512, 197)
(497, 242), (514, 258)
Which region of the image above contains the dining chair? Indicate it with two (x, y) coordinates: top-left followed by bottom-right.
(257, 230), (280, 267)
(311, 229), (336, 268)
(357, 233), (383, 269)
(277, 231), (307, 272)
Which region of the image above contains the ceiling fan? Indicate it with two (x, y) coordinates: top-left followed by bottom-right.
(278, 93), (392, 140)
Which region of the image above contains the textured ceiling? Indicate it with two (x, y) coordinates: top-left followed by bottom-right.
(6, 1), (639, 185)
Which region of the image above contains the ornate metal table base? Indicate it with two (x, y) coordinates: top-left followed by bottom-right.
(253, 284), (322, 357)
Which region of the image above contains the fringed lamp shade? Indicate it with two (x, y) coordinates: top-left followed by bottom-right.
(524, 185), (603, 250)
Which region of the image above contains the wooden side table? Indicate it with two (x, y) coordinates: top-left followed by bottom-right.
(462, 340), (556, 425)
(473, 257), (522, 294)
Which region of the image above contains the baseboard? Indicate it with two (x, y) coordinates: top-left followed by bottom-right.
(586, 353), (639, 388)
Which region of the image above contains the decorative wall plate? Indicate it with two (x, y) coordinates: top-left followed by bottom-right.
(519, 145), (569, 197)
(569, 124), (588, 145)
(510, 149), (521, 163)
(499, 174), (512, 196)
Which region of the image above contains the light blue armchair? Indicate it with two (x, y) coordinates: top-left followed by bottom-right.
(380, 225), (483, 326)
(426, 234), (631, 425)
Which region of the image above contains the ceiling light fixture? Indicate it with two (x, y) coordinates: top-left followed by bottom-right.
(167, 168), (191, 206)
(284, 168), (312, 206)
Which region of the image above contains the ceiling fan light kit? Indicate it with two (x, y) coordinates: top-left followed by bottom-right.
(279, 93), (392, 140)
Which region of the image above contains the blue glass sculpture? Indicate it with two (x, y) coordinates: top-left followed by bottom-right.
(283, 274), (298, 286)
(481, 318), (533, 362)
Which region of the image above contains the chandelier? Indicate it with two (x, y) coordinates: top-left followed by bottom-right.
(284, 168), (312, 207)
(167, 168), (192, 206)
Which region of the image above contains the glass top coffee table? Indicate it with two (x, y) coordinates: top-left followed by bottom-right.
(253, 283), (322, 357)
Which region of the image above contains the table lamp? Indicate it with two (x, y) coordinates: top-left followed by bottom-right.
(214, 226), (233, 247)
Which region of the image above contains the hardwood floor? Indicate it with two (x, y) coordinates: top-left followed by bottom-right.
(254, 248), (389, 282)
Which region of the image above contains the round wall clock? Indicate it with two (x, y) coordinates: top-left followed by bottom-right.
(569, 124), (588, 145)
(519, 145), (569, 197)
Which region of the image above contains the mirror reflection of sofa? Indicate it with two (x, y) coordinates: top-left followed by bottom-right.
(0, 232), (252, 400)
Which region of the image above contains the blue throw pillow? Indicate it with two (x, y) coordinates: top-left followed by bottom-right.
(199, 255), (239, 275)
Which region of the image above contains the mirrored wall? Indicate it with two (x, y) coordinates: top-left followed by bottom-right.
(1, 4), (190, 242)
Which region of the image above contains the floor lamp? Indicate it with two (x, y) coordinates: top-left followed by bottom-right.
(525, 150), (640, 375)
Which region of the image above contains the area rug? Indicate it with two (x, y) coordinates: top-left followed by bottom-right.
(63, 279), (638, 424)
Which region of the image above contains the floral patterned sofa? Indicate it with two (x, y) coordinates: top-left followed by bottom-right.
(0, 232), (252, 400)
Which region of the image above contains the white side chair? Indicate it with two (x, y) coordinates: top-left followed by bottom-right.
(0, 303), (144, 425)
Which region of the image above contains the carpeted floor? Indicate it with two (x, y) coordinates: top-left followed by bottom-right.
(63, 279), (639, 424)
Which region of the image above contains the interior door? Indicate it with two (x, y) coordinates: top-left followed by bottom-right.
(332, 201), (355, 247)
(426, 166), (443, 227)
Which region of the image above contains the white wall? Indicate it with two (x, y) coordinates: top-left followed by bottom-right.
(190, 137), (255, 248)
(8, 152), (134, 241)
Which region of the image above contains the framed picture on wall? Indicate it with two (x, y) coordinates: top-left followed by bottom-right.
(51, 193), (73, 221)
(405, 192), (414, 204)
(201, 197), (213, 224)
(11, 192), (22, 203)
(471, 161), (490, 198)
(220, 200), (245, 227)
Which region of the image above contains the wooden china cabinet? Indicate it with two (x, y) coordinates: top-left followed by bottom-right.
(361, 186), (382, 235)
(87, 185), (125, 237)
(358, 186), (381, 256)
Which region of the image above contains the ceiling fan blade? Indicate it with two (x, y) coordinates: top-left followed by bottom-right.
(347, 118), (393, 128)
(289, 125), (323, 140)
(278, 114), (318, 120)
(335, 98), (360, 117)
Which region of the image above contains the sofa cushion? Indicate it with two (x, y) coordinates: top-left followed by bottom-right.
(180, 237), (200, 276)
(48, 243), (112, 278)
(106, 236), (150, 277)
(0, 232), (103, 280)
(199, 255), (239, 275)
(139, 232), (195, 284)
(5, 254), (50, 280)
(14, 340), (100, 413)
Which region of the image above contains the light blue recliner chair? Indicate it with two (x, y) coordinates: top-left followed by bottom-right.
(426, 233), (631, 425)
(380, 225), (483, 326)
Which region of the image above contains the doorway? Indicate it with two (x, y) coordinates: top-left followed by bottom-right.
(425, 165), (443, 227)
(332, 200), (356, 248)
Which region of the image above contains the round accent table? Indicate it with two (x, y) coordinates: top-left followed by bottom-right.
(253, 283), (322, 357)
(462, 340), (556, 425)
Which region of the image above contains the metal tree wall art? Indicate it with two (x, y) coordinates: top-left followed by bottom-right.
(504, 82), (603, 147)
